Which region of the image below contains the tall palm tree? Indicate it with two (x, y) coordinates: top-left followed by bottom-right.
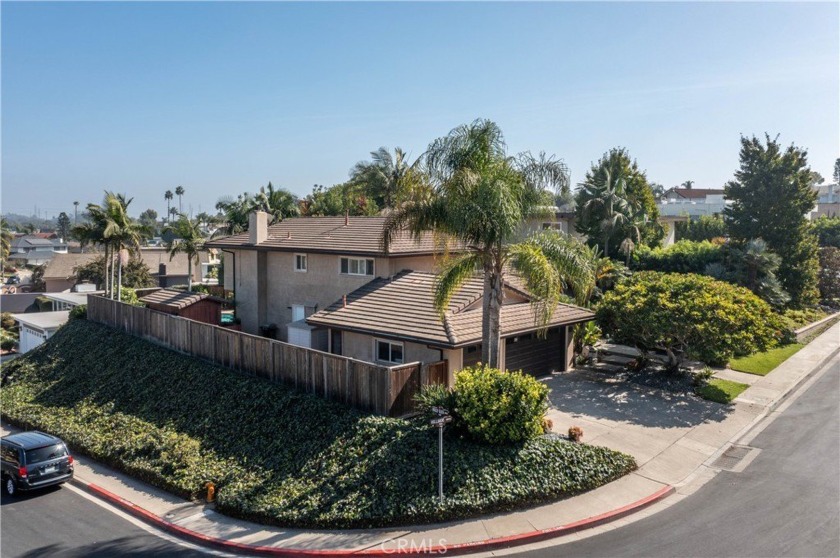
(164, 215), (205, 292)
(578, 169), (631, 257)
(73, 194), (116, 297)
(383, 119), (593, 368)
(164, 190), (174, 222)
(350, 147), (427, 209)
(175, 186), (185, 213)
(73, 201), (79, 224)
(104, 194), (146, 301)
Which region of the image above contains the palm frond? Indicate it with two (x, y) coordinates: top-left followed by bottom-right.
(433, 252), (482, 315)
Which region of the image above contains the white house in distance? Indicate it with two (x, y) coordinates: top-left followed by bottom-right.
(13, 311), (70, 354)
(659, 188), (727, 218)
(811, 182), (839, 219)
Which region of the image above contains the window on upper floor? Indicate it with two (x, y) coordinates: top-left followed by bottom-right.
(295, 253), (307, 272)
(340, 257), (374, 276)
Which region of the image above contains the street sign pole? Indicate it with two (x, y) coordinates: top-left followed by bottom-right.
(430, 409), (451, 505)
(438, 423), (444, 505)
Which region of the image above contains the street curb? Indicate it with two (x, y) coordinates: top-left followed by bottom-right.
(71, 478), (674, 556)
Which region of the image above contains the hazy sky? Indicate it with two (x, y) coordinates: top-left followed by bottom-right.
(2, 1), (838, 219)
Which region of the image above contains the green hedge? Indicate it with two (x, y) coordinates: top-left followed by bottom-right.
(631, 240), (723, 274)
(1, 320), (636, 529)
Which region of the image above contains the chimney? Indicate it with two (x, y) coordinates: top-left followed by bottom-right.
(343, 295), (347, 308)
(344, 210), (349, 226)
(159, 263), (167, 276)
(249, 211), (268, 245)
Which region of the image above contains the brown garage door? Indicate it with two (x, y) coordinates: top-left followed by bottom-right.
(504, 327), (565, 377)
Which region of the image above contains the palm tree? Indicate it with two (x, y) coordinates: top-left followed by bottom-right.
(104, 194), (146, 301)
(578, 169), (631, 257)
(175, 186), (185, 213)
(383, 119), (593, 368)
(619, 204), (649, 266)
(164, 215), (205, 292)
(215, 194), (253, 236)
(350, 147), (427, 209)
(164, 190), (174, 222)
(73, 201), (80, 224)
(252, 182), (300, 223)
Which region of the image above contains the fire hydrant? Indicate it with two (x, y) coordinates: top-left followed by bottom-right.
(205, 482), (216, 503)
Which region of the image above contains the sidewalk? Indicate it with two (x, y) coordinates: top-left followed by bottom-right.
(5, 322), (838, 556)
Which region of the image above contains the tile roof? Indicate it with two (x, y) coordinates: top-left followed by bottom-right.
(42, 251), (209, 280)
(140, 288), (210, 309)
(205, 216), (454, 256)
(307, 271), (594, 348)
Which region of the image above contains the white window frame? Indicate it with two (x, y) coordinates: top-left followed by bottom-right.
(294, 253), (308, 272)
(340, 257), (374, 276)
(374, 338), (404, 364)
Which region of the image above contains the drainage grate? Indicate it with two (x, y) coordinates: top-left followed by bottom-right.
(712, 444), (759, 472)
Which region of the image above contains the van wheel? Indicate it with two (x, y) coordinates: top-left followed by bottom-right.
(3, 476), (16, 497)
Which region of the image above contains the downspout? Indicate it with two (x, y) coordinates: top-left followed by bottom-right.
(221, 249), (236, 319)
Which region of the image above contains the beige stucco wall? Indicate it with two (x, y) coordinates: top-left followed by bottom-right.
(339, 330), (444, 366)
(225, 249), (437, 339)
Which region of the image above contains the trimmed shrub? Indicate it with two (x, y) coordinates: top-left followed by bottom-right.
(596, 272), (786, 367)
(68, 304), (87, 321)
(818, 247), (840, 307)
(675, 215), (727, 242)
(813, 216), (840, 248)
(1, 312), (15, 330)
(2, 320), (636, 529)
(454, 365), (549, 445)
(632, 240), (723, 274)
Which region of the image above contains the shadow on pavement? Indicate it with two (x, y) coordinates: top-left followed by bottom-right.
(546, 371), (731, 429)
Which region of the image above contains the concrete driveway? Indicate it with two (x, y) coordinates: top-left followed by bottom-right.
(544, 369), (762, 481)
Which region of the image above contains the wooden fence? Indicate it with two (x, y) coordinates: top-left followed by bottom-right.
(86, 295), (446, 416)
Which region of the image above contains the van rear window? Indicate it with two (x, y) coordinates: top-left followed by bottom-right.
(25, 444), (67, 464)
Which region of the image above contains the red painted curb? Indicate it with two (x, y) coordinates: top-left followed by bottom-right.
(75, 480), (674, 556)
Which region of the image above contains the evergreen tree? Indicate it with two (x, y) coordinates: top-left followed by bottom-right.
(724, 134), (819, 307)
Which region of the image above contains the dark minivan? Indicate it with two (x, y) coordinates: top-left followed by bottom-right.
(1, 431), (74, 496)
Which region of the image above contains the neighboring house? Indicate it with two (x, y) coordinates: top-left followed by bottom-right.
(659, 188), (727, 218)
(206, 213), (456, 339)
(8, 236), (69, 266)
(140, 288), (223, 325)
(206, 212), (596, 379)
(811, 183), (839, 218)
(306, 270), (593, 379)
(13, 311), (69, 354)
(42, 291), (102, 311)
(40, 250), (214, 293)
(523, 205), (684, 247)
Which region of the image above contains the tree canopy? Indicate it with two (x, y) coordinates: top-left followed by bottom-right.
(383, 119), (593, 368)
(574, 148), (663, 258)
(724, 134), (819, 307)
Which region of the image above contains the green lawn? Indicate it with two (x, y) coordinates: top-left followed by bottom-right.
(695, 378), (749, 404)
(729, 343), (804, 376)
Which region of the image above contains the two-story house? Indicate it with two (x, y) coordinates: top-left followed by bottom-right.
(206, 212), (448, 343)
(207, 212), (595, 380)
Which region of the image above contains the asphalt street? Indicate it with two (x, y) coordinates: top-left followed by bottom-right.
(0, 483), (213, 557)
(509, 354), (840, 558)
